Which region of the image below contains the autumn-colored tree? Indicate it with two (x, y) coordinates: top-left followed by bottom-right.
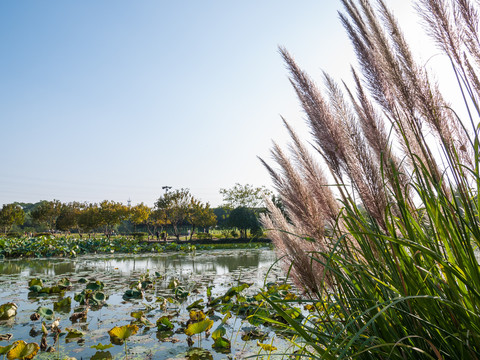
(98, 200), (129, 236)
(155, 189), (192, 241)
(31, 200), (62, 231)
(0, 203), (25, 234)
(129, 203), (151, 232)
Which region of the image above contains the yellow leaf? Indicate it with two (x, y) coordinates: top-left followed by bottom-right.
(7, 340), (40, 360)
(257, 341), (277, 352)
(184, 319), (213, 336)
(108, 325), (139, 340)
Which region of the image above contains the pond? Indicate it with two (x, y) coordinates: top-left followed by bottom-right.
(0, 249), (293, 359)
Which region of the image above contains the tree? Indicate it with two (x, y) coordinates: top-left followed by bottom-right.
(155, 188), (192, 241)
(0, 203), (25, 234)
(129, 203), (151, 232)
(31, 200), (62, 231)
(220, 183), (272, 209)
(56, 202), (83, 233)
(98, 200), (129, 236)
(78, 203), (102, 236)
(227, 207), (260, 239)
(186, 200), (217, 239)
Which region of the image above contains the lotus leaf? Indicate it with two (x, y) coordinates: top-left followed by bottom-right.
(57, 278), (72, 289)
(53, 297), (71, 312)
(28, 285), (42, 293)
(185, 318), (213, 336)
(211, 325), (226, 340)
(39, 286), (63, 295)
(90, 351), (113, 360)
(186, 299), (204, 310)
(37, 306), (54, 320)
(167, 278), (179, 289)
(78, 278), (87, 284)
(6, 340), (40, 360)
(0, 303), (17, 320)
(140, 280), (152, 290)
(212, 336), (231, 351)
(108, 324), (139, 341)
(156, 316), (174, 331)
(257, 341), (277, 352)
(90, 342), (113, 350)
(123, 289), (142, 300)
(0, 344), (13, 355)
(186, 347), (213, 360)
(28, 279), (43, 288)
(65, 328), (84, 339)
(189, 310), (206, 322)
(86, 281), (104, 291)
(92, 291), (106, 303)
(130, 311), (144, 320)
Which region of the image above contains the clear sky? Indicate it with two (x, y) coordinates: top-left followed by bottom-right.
(0, 1), (448, 207)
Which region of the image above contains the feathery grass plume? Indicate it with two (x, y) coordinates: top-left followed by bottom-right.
(261, 0), (480, 358)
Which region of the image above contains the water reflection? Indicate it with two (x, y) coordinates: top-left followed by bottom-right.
(0, 249), (277, 278)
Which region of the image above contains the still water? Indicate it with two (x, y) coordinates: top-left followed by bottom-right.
(0, 249), (289, 360)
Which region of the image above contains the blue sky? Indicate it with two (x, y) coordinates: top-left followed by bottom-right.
(0, 1), (442, 207)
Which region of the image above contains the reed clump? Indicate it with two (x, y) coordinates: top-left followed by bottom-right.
(261, 0), (480, 358)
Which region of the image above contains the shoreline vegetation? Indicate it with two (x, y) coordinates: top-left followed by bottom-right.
(0, 235), (272, 259)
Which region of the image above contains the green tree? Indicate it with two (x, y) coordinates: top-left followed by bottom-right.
(186, 200), (217, 239)
(227, 207), (260, 239)
(220, 183), (272, 209)
(56, 202), (84, 233)
(98, 200), (129, 236)
(78, 203), (102, 236)
(0, 203), (25, 234)
(155, 188), (192, 241)
(31, 200), (62, 231)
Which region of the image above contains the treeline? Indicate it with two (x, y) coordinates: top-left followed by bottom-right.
(0, 184), (272, 240)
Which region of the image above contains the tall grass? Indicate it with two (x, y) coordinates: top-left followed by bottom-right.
(261, 0), (480, 358)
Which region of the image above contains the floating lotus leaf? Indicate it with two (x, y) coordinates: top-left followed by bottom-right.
(140, 280), (152, 290)
(212, 336), (231, 351)
(73, 292), (86, 305)
(86, 281), (104, 291)
(57, 278), (72, 289)
(257, 341), (277, 352)
(28, 285), (42, 293)
(186, 347), (213, 360)
(53, 297), (71, 312)
(0, 303), (17, 320)
(90, 351), (113, 360)
(6, 340), (40, 360)
(185, 318), (213, 336)
(90, 342), (113, 350)
(189, 310), (206, 322)
(28, 279), (43, 288)
(92, 292), (106, 303)
(123, 289), (142, 300)
(65, 328), (84, 339)
(108, 324), (139, 341)
(78, 278), (87, 284)
(39, 286), (63, 295)
(130, 311), (144, 320)
(37, 307), (54, 320)
(186, 299), (204, 310)
(156, 316), (174, 331)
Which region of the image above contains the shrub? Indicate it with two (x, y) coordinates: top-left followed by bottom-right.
(130, 232), (147, 240)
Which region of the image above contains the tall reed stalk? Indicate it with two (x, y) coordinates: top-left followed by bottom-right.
(261, 0), (480, 358)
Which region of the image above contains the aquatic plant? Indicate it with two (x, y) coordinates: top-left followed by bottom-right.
(261, 0), (480, 358)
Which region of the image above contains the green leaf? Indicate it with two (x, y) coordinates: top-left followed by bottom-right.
(186, 299), (204, 310)
(90, 351), (113, 360)
(6, 340), (40, 360)
(65, 328), (84, 339)
(0, 303), (17, 320)
(212, 336), (231, 351)
(86, 281), (104, 291)
(156, 316), (174, 331)
(53, 297), (71, 312)
(211, 325), (226, 341)
(185, 319), (214, 336)
(257, 341), (277, 352)
(90, 342), (114, 350)
(37, 306), (54, 320)
(28, 279), (43, 288)
(57, 278), (72, 289)
(0, 345), (13, 355)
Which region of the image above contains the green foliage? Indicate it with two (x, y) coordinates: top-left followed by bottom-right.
(0, 204), (25, 234)
(220, 183), (272, 209)
(228, 207), (259, 238)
